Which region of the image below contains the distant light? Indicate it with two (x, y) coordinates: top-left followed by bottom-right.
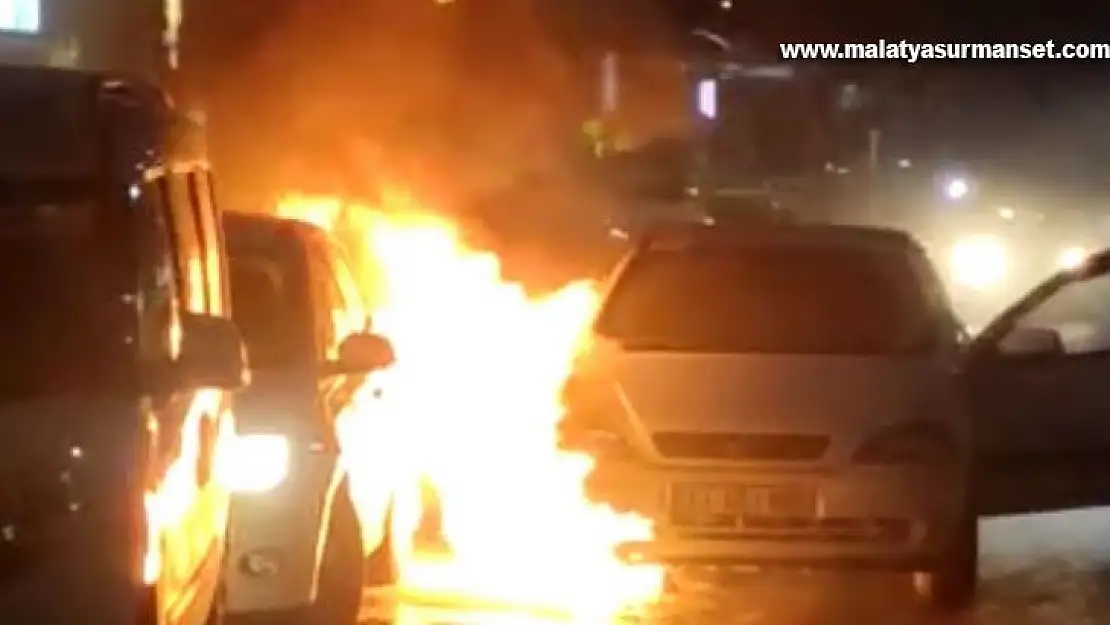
(696, 78), (717, 120)
(720, 0), (733, 8)
(897, 158), (911, 168)
(1057, 246), (1088, 271)
(949, 235), (1007, 290)
(944, 177), (969, 200)
(997, 206), (1014, 220)
(0, 0), (40, 33)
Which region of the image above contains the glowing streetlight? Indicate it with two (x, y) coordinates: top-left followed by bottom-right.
(1057, 246), (1088, 271)
(944, 177), (969, 200)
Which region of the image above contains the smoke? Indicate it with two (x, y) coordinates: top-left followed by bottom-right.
(182, 0), (679, 207)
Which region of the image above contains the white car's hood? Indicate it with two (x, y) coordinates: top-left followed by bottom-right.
(604, 352), (960, 436)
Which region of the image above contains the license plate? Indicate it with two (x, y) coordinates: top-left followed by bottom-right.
(671, 483), (816, 524)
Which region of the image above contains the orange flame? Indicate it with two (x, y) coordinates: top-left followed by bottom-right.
(277, 193), (663, 620)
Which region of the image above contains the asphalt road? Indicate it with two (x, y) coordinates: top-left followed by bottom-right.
(359, 507), (1110, 624)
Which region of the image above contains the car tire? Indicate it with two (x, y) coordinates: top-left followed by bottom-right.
(915, 504), (979, 613)
(311, 483), (365, 625)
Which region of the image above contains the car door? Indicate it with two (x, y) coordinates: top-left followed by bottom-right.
(153, 167), (231, 623)
(968, 251), (1110, 515)
(185, 167), (233, 586)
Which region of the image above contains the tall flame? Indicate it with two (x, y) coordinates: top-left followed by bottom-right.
(276, 193), (663, 621)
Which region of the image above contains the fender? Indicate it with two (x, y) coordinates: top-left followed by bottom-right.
(307, 445), (348, 599)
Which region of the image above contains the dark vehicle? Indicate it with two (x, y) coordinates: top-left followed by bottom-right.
(970, 247), (1110, 515)
(0, 66), (247, 624)
(221, 214), (398, 625)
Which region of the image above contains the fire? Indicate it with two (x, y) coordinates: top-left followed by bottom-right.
(276, 193), (663, 620)
(144, 390), (234, 586)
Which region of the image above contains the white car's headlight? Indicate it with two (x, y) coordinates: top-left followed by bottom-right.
(1056, 245), (1088, 271)
(218, 433), (290, 493)
(948, 234), (1007, 290)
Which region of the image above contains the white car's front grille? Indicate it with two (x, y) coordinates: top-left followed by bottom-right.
(652, 432), (830, 462)
(676, 517), (914, 543)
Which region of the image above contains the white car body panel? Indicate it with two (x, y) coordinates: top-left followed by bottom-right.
(222, 213), (398, 618)
(224, 372), (341, 615)
(606, 350), (964, 457)
(579, 345), (969, 567)
(573, 225), (972, 568)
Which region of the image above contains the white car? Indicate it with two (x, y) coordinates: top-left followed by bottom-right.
(221, 213), (399, 625)
(560, 223), (977, 610)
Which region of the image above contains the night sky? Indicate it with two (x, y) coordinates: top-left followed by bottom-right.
(174, 0), (1110, 201)
(659, 0), (1110, 42)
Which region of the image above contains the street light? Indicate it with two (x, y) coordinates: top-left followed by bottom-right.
(944, 177), (970, 200)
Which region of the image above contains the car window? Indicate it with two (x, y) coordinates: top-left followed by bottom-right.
(302, 240), (345, 361)
(0, 179), (134, 398)
(0, 74), (98, 176)
(163, 172), (208, 313)
(188, 169), (225, 314)
(322, 239), (367, 331)
(136, 179), (182, 365)
(1014, 272), (1110, 354)
(229, 248), (306, 369)
(597, 246), (941, 354)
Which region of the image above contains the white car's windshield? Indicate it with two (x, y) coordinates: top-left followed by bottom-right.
(597, 246), (941, 355)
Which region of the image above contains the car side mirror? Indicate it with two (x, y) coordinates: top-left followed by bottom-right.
(324, 332), (395, 376)
(178, 313), (251, 390)
(995, 325), (1064, 359)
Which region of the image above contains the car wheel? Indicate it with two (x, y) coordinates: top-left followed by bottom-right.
(915, 505), (979, 613)
(312, 483), (365, 625)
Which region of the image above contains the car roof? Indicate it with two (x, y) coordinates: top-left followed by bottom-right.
(223, 211), (326, 242)
(223, 212), (352, 270)
(0, 64), (105, 86)
(0, 63), (164, 99)
(636, 222), (923, 255)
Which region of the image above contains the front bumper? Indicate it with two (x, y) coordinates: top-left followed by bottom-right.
(588, 459), (967, 570)
(225, 452), (336, 615)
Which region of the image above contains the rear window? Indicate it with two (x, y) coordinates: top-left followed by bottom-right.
(0, 72), (97, 176)
(596, 246), (942, 355)
(228, 232), (311, 369)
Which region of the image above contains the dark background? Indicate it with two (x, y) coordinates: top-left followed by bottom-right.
(155, 0), (1110, 207)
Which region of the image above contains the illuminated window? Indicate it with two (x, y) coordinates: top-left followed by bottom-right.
(0, 0), (39, 33)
